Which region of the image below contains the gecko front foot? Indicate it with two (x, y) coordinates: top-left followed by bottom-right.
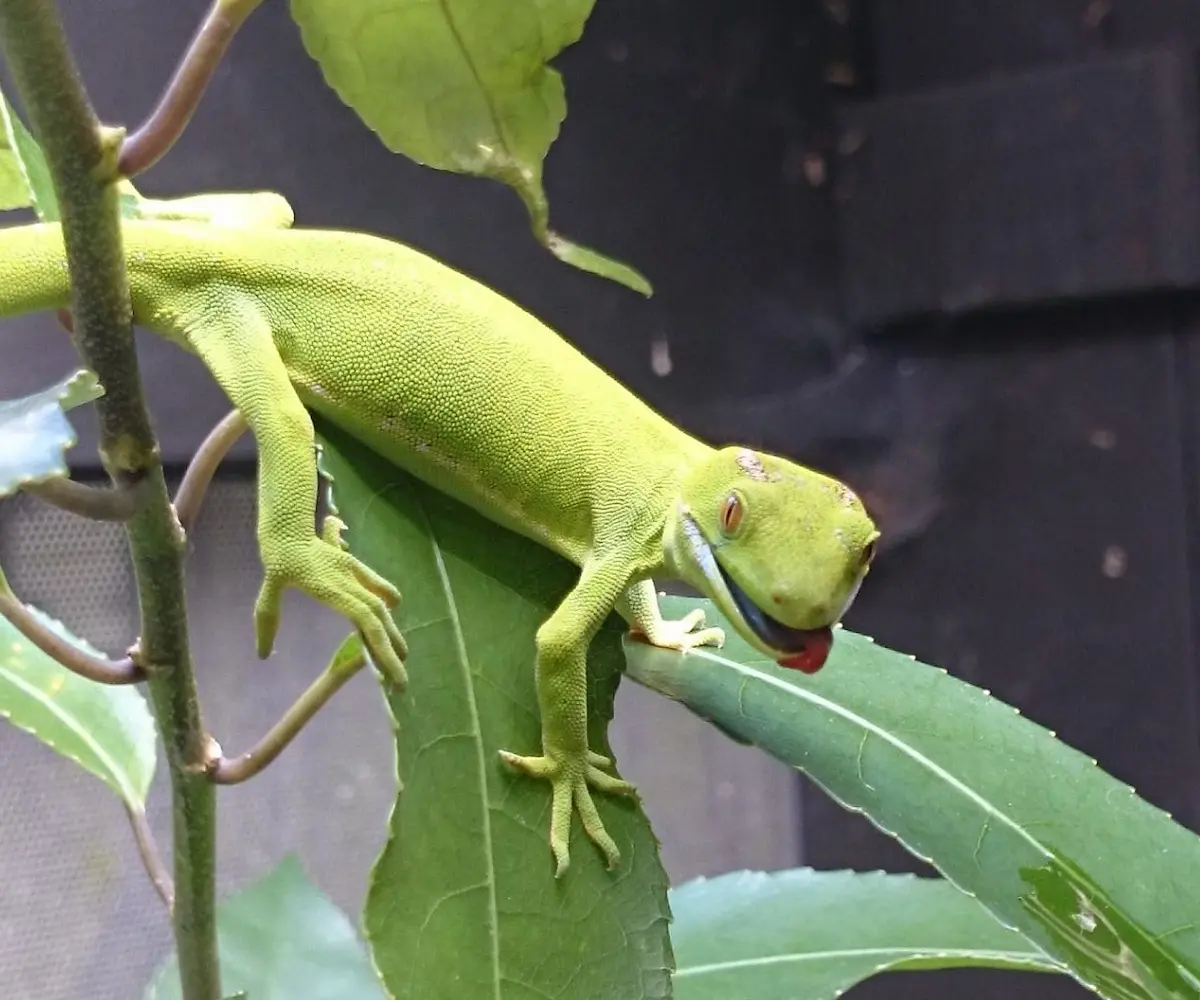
(499, 747), (634, 876)
(253, 517), (408, 688)
(636, 607), (725, 653)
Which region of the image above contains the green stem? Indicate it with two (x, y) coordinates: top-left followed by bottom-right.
(0, 3), (220, 998)
(210, 640), (365, 785)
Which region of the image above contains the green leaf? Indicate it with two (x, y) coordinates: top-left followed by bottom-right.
(0, 89), (55, 215)
(0, 604), (155, 806)
(145, 856), (384, 1000)
(0, 370), (104, 498)
(546, 232), (652, 296)
(669, 869), (1064, 1000)
(0, 141), (30, 210)
(626, 599), (1200, 1000)
(316, 422), (672, 1000)
(288, 0), (651, 293)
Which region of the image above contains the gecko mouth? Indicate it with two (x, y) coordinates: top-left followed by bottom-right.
(715, 559), (834, 674)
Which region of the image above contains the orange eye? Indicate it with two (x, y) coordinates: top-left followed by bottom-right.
(720, 494), (744, 536)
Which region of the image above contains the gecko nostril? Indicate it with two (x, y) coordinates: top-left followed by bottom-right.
(772, 594), (783, 605)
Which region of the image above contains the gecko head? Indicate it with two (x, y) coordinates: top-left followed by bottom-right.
(665, 446), (879, 673)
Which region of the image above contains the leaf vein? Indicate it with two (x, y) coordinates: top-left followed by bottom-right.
(422, 507), (503, 1000)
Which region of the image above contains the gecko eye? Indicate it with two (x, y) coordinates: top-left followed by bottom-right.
(861, 539), (877, 567)
(720, 494), (744, 536)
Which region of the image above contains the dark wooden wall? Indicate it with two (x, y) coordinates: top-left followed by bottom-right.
(2, 3), (1199, 999)
(803, 4), (1200, 998)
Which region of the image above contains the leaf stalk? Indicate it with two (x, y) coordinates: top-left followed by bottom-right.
(0, 589), (143, 683)
(210, 640), (366, 785)
(118, 0), (265, 177)
(25, 475), (147, 521)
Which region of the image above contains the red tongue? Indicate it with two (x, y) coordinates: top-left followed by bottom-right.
(778, 626), (834, 674)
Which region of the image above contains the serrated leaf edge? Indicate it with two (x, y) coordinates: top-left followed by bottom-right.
(1, 638), (143, 805)
(671, 868), (1065, 992)
(640, 623), (1181, 997)
(2, 604), (154, 805)
(1, 369), (105, 496)
(684, 645), (1050, 866)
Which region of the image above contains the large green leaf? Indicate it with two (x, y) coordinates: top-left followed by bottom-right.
(144, 855), (383, 1000)
(288, 0), (651, 294)
(0, 370), (103, 498)
(626, 598), (1200, 1000)
(669, 869), (1064, 1000)
(317, 422), (672, 1000)
(0, 602), (155, 806)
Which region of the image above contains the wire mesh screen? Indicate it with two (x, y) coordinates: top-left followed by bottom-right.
(0, 473), (801, 1000)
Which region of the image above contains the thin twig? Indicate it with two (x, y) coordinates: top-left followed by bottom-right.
(127, 804), (175, 912)
(25, 475), (145, 521)
(174, 409), (247, 531)
(118, 0), (264, 177)
(210, 641), (366, 785)
(0, 592), (142, 684)
(0, 3), (221, 998)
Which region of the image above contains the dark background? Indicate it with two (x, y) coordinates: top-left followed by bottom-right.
(3, 2), (1200, 998)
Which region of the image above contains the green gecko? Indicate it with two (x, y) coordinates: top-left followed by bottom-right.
(0, 218), (879, 874)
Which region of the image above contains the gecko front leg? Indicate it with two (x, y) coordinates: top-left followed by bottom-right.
(181, 290), (407, 686)
(500, 557), (636, 876)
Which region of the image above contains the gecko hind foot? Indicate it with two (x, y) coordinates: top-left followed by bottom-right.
(499, 747), (634, 877)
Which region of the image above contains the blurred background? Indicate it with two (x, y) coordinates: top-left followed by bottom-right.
(3, 1), (1200, 997)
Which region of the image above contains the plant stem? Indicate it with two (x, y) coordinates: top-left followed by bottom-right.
(0, 590), (142, 684)
(119, 0), (265, 177)
(25, 475), (146, 521)
(127, 803), (175, 911)
(0, 3), (221, 998)
(174, 410), (247, 531)
(210, 640), (365, 784)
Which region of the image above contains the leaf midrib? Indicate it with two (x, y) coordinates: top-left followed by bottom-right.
(423, 507), (502, 1000)
(436, 0), (512, 170)
(694, 648), (1048, 859)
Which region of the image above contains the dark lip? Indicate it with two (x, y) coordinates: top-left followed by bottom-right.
(714, 556), (826, 655)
